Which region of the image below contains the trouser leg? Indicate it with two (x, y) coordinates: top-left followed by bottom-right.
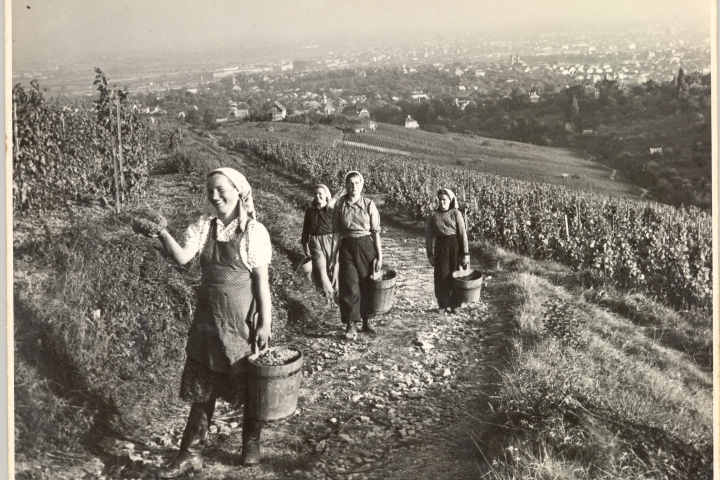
(355, 236), (378, 321)
(339, 239), (361, 324)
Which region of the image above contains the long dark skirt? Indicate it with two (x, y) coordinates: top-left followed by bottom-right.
(433, 235), (461, 309)
(179, 356), (247, 407)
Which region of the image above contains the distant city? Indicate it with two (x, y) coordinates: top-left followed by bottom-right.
(13, 25), (710, 100)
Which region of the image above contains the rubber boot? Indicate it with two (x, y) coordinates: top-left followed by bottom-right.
(240, 415), (263, 466)
(158, 400), (214, 478)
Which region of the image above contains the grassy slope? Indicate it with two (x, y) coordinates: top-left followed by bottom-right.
(220, 121), (639, 199)
(474, 245), (712, 479)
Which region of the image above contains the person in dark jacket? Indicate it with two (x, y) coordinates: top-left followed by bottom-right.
(301, 184), (337, 301)
(425, 188), (469, 313)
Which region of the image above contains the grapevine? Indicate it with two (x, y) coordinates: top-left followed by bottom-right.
(224, 134), (711, 309)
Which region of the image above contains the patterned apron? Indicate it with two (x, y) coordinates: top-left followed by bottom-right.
(185, 218), (256, 375)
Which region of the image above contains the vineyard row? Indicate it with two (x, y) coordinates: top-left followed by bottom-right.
(226, 136), (711, 310)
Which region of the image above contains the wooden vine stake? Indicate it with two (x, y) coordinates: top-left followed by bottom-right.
(564, 214), (570, 240)
(116, 96), (126, 196)
(108, 94), (121, 213)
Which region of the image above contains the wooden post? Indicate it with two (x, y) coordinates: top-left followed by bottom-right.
(109, 93), (121, 213)
(116, 97), (126, 194)
(564, 214), (570, 240)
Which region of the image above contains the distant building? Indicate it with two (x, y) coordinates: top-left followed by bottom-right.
(323, 100), (336, 114)
(529, 92), (540, 103)
(271, 101), (286, 121)
(649, 148), (663, 155)
(405, 115), (419, 129)
(358, 107), (370, 118)
(475, 70), (485, 77)
(411, 92), (429, 100)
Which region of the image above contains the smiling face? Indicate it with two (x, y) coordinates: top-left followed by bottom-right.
(438, 193), (451, 211)
(346, 175), (364, 200)
(313, 187), (328, 207)
(207, 174), (240, 218)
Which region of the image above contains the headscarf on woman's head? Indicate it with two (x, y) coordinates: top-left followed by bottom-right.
(208, 167), (255, 214)
(345, 171), (364, 184)
(436, 187), (459, 211)
(312, 184), (332, 206)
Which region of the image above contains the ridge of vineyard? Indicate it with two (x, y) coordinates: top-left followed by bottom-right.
(224, 134), (711, 310)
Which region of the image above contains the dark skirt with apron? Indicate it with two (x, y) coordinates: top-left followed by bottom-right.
(179, 218), (257, 406)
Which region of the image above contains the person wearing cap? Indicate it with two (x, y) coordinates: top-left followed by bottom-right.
(301, 184), (338, 301)
(330, 171), (382, 339)
(142, 167), (271, 476)
(426, 188), (469, 313)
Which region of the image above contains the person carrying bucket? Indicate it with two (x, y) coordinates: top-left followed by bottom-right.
(426, 187), (469, 314)
(301, 184), (338, 303)
(142, 167), (272, 477)
(330, 171), (382, 339)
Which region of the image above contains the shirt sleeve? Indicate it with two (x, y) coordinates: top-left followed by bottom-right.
(332, 198), (343, 234)
(246, 221), (272, 268)
(182, 216), (209, 257)
(425, 214), (434, 257)
(455, 210), (469, 255)
(368, 200), (381, 234)
(301, 208), (312, 245)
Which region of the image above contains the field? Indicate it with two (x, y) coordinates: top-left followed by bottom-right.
(341, 122), (638, 198)
(13, 116), (712, 479)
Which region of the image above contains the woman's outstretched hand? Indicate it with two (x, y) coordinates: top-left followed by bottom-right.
(461, 254), (470, 268)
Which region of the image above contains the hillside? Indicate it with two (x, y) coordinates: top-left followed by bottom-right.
(218, 121), (640, 199)
(13, 118), (711, 479)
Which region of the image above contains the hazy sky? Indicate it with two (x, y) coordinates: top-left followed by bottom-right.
(12, 0), (712, 64)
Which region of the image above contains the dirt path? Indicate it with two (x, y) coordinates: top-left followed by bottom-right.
(113, 148), (515, 480)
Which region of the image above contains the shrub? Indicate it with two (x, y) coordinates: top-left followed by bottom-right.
(166, 145), (222, 177)
(12, 79), (158, 212)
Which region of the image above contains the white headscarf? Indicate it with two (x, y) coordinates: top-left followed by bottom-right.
(345, 171), (364, 184)
(436, 188), (459, 211)
(208, 167), (255, 214)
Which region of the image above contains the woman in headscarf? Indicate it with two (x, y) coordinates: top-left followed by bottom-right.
(425, 188), (469, 313)
(145, 167), (271, 477)
(301, 184), (338, 301)
(331, 171), (382, 339)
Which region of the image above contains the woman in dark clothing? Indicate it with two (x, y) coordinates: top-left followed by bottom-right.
(143, 168), (273, 477)
(425, 188), (469, 313)
(301, 184), (337, 300)
(330, 171), (383, 339)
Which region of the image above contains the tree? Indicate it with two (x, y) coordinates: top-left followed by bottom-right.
(570, 94), (580, 117)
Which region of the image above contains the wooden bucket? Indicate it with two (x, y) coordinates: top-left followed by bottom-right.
(246, 347), (303, 421)
(451, 266), (483, 303)
(366, 269), (397, 314)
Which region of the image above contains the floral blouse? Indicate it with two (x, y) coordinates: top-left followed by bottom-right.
(182, 216), (272, 270)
